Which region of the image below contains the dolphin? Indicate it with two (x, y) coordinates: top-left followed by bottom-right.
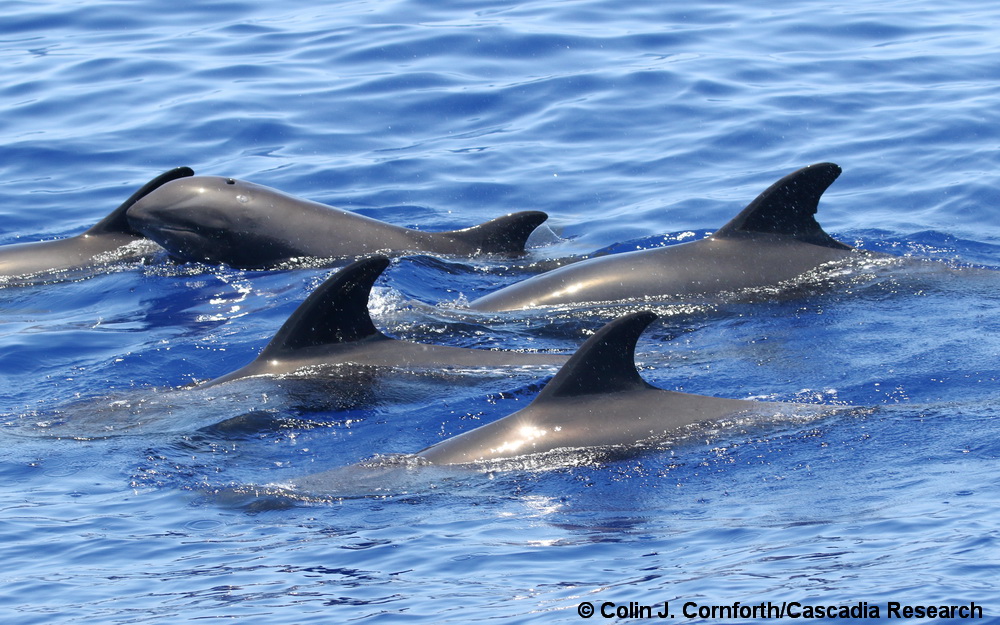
(126, 176), (549, 269)
(202, 255), (568, 387)
(469, 163), (869, 311)
(0, 167), (194, 284)
(411, 311), (815, 464)
(287, 311), (834, 495)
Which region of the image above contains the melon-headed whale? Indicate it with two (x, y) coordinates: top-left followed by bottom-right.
(126, 176), (549, 269)
(469, 163), (868, 311)
(202, 255), (568, 387)
(410, 311), (818, 465)
(0, 167), (193, 284)
(288, 311), (839, 495)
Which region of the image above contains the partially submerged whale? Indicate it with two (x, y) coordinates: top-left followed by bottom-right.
(288, 311), (836, 494)
(469, 163), (868, 311)
(0, 167), (194, 284)
(126, 176), (549, 269)
(202, 255), (568, 387)
(411, 311), (818, 465)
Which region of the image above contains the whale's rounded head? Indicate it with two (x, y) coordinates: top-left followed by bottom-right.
(126, 176), (299, 268)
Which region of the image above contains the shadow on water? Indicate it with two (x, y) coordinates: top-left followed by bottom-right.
(1, 363), (558, 440)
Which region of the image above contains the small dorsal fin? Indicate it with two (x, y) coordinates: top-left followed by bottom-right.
(260, 256), (389, 357)
(712, 162), (850, 250)
(533, 311), (657, 401)
(446, 210), (548, 255)
(86, 167), (195, 236)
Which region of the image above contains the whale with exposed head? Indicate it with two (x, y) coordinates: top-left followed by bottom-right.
(202, 255), (569, 388)
(126, 176), (549, 269)
(0, 167), (193, 284)
(468, 163), (874, 311)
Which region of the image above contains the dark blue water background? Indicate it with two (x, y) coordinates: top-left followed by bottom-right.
(2, 1), (1000, 623)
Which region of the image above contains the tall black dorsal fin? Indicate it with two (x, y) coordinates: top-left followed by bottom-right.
(260, 255), (389, 357)
(533, 311), (657, 401)
(86, 167), (195, 236)
(712, 162), (850, 250)
(446, 210), (548, 255)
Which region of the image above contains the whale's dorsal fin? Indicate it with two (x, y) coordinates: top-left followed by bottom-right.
(260, 256), (389, 357)
(533, 311), (657, 401)
(446, 210), (548, 255)
(87, 166), (195, 236)
(712, 162), (850, 250)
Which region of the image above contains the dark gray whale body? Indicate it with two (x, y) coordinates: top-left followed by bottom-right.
(0, 167), (193, 284)
(203, 255), (568, 387)
(126, 176), (548, 269)
(289, 311), (833, 493)
(411, 311), (810, 465)
(469, 163), (868, 311)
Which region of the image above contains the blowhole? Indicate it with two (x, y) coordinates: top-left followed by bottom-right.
(226, 178), (236, 185)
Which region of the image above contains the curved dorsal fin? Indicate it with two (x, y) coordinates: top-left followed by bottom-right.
(260, 255), (389, 357)
(86, 166), (195, 235)
(712, 162), (850, 250)
(533, 311), (657, 401)
(446, 210), (548, 255)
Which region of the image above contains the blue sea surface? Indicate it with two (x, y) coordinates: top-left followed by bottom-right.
(3, 0), (1000, 623)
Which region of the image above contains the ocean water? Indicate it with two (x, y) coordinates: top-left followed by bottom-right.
(3, 0), (1000, 623)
